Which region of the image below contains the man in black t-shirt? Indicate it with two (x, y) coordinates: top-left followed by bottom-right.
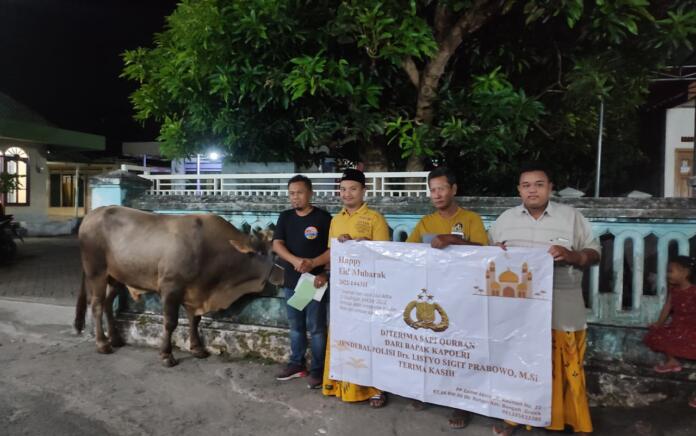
(272, 175), (332, 389)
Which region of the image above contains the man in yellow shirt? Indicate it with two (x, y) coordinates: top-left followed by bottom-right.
(407, 167), (487, 247)
(315, 168), (391, 408)
(406, 167), (487, 428)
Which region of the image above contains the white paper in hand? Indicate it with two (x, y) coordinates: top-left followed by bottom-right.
(295, 272), (328, 302)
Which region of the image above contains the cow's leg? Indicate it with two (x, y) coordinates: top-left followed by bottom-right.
(160, 288), (183, 367)
(104, 282), (125, 348)
(87, 274), (112, 354)
(186, 309), (209, 359)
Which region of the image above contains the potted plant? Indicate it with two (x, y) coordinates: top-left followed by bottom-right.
(0, 171), (21, 216)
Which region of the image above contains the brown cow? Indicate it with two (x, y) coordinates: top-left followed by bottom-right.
(73, 206), (284, 367)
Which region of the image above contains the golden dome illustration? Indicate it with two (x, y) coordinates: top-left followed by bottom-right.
(485, 262), (533, 299)
(498, 269), (519, 283)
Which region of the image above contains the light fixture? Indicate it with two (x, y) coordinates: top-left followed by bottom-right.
(208, 151), (219, 161)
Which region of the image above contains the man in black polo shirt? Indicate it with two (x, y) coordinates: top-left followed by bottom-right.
(272, 175), (332, 389)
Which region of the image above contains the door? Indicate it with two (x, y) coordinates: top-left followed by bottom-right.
(674, 148), (694, 197)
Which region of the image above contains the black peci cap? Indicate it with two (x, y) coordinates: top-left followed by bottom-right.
(340, 169), (366, 186)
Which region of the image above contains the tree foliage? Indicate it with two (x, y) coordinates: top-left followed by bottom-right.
(0, 171), (21, 213)
(0, 171), (21, 196)
(123, 0), (696, 194)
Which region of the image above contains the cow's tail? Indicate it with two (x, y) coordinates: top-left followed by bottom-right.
(74, 271), (87, 334)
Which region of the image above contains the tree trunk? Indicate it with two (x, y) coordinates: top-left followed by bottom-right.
(359, 143), (389, 172)
(403, 1), (501, 171)
(405, 154), (424, 172)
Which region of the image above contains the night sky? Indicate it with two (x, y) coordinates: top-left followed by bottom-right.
(0, 0), (176, 143)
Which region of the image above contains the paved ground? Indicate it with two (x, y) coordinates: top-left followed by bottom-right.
(0, 236), (81, 305)
(1, 237), (696, 435)
(1, 298), (696, 435)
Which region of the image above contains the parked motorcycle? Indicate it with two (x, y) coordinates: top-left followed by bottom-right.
(0, 214), (23, 264)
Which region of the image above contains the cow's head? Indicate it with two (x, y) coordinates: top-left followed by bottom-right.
(229, 230), (284, 286)
(229, 229), (271, 256)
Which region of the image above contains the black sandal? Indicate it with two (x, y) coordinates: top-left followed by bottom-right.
(368, 393), (387, 408)
(492, 422), (517, 435)
(448, 409), (471, 429)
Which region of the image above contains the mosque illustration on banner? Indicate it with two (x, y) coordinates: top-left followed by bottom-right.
(473, 261), (548, 299)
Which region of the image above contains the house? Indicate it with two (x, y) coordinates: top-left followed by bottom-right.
(664, 97), (695, 197)
(641, 66), (696, 197)
(0, 92), (106, 234)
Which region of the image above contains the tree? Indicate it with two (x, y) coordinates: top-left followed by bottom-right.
(123, 1), (696, 194)
(0, 171), (21, 216)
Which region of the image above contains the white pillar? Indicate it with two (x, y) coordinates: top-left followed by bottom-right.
(74, 165), (80, 218)
(196, 154), (201, 193)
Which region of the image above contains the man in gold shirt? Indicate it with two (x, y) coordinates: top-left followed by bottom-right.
(315, 168), (391, 408)
(406, 167), (487, 428)
(407, 167), (487, 247)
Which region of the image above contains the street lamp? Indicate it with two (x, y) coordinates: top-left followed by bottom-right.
(197, 150), (221, 195)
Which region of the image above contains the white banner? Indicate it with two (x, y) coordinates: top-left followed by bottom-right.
(329, 240), (553, 426)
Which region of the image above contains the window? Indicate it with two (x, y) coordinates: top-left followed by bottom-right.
(1, 147), (30, 206)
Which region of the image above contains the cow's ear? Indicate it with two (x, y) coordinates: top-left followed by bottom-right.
(252, 228), (273, 243)
(260, 228), (274, 242)
(229, 239), (254, 254)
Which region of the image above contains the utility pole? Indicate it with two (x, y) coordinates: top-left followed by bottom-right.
(594, 99), (605, 198)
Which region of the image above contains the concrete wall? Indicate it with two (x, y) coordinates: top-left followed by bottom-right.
(131, 194), (696, 219)
(663, 105), (695, 197)
(127, 194), (696, 328)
